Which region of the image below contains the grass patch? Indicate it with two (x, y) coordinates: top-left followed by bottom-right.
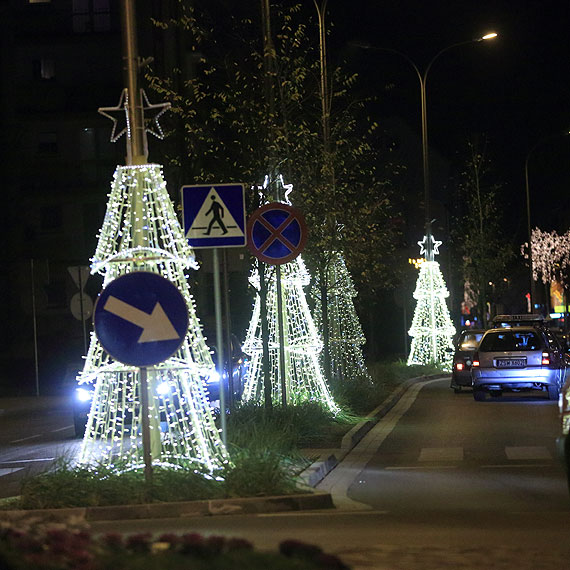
(8, 360), (443, 510)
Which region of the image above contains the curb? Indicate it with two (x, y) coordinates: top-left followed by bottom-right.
(0, 492), (334, 524)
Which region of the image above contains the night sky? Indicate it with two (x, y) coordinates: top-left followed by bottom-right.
(328, 0), (570, 235)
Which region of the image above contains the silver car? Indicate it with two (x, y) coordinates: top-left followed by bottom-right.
(472, 326), (567, 401)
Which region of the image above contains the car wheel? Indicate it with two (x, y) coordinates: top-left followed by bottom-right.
(547, 385), (559, 400)
(473, 389), (485, 402)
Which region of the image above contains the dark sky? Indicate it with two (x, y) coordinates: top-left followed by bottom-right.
(328, 0), (570, 234)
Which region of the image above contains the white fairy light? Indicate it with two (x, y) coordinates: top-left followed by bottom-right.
(77, 164), (229, 473)
(407, 235), (455, 371)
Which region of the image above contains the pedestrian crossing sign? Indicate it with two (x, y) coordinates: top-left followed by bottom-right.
(181, 183), (247, 248)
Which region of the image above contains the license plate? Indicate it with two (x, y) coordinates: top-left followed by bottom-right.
(496, 358), (526, 368)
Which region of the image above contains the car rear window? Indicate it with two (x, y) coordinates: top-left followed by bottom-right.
(479, 330), (542, 352)
(459, 332), (484, 350)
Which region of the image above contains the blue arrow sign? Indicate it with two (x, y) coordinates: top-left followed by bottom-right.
(181, 183), (247, 248)
(94, 272), (189, 366)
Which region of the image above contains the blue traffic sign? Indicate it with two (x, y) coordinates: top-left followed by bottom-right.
(247, 203), (308, 265)
(181, 183), (246, 248)
(93, 272), (189, 367)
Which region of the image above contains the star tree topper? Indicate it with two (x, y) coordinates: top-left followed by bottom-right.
(418, 234), (442, 261)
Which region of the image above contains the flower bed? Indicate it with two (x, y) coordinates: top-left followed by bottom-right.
(0, 522), (350, 569)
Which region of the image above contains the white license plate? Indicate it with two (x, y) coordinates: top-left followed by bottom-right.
(496, 358), (526, 368)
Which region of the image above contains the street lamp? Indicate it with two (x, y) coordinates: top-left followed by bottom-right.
(356, 32), (498, 259)
(524, 131), (570, 313)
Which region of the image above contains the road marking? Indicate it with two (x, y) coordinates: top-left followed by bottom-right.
(0, 458), (55, 464)
(10, 434), (42, 444)
(385, 465), (458, 470)
(418, 447), (463, 462)
(0, 468), (23, 477)
(51, 425), (73, 433)
(505, 446), (551, 460)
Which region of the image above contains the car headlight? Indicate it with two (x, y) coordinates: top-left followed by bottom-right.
(156, 381), (170, 396)
(206, 370), (220, 384)
(76, 387), (93, 403)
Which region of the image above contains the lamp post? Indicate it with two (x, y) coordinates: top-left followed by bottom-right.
(524, 131), (570, 313)
(356, 32), (497, 259)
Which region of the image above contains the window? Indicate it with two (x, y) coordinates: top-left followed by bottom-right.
(32, 58), (55, 80)
(38, 132), (58, 154)
(73, 0), (111, 33)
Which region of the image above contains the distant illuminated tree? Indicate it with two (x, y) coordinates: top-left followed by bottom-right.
(407, 234), (455, 370)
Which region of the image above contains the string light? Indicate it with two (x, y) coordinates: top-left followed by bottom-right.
(407, 234), (455, 370)
(312, 252), (371, 384)
(242, 176), (338, 413)
(78, 164), (229, 473)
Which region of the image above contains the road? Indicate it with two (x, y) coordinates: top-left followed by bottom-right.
(2, 380), (570, 569)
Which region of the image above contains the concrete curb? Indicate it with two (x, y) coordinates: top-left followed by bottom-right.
(0, 373), (448, 523)
(0, 492), (334, 523)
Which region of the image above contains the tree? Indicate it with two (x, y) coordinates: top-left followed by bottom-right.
(451, 138), (513, 328)
(146, 1), (402, 357)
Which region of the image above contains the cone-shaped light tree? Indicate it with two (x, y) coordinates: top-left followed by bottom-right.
(407, 233), (455, 370)
(77, 0), (228, 473)
(312, 251), (371, 385)
(241, 175), (338, 413)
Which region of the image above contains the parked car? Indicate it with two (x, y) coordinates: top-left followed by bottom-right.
(450, 329), (485, 393)
(471, 325), (567, 401)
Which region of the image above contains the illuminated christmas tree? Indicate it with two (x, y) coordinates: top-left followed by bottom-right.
(241, 175), (338, 412)
(77, 164), (229, 472)
(407, 233), (455, 370)
(312, 251), (371, 384)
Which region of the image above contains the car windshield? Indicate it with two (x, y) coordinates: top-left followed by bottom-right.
(479, 330), (541, 352)
(458, 332), (483, 350)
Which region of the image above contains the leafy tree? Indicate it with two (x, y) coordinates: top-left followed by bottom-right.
(451, 137), (513, 327)
(146, 1), (402, 366)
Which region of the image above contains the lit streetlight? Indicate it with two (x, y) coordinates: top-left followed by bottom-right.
(355, 32), (498, 259)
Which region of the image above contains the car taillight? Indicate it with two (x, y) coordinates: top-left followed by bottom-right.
(456, 362), (464, 371)
(542, 352), (550, 365)
(472, 352), (479, 367)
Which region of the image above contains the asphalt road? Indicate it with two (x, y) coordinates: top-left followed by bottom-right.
(2, 380), (570, 569)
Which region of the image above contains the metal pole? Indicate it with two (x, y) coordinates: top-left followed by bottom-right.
(276, 265), (287, 407)
(524, 154), (536, 313)
(222, 249), (234, 408)
(120, 0), (146, 164)
(213, 248), (227, 444)
(139, 366), (153, 485)
(30, 259), (39, 397)
(78, 267), (88, 355)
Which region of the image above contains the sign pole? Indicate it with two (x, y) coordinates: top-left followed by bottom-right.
(213, 248), (227, 445)
(139, 366), (153, 486)
(276, 265), (288, 406)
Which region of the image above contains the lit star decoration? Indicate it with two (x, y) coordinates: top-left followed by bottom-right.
(77, 164), (229, 474)
(241, 175), (338, 412)
(98, 88), (171, 143)
(312, 251), (371, 385)
(418, 234), (442, 260)
(407, 234), (455, 370)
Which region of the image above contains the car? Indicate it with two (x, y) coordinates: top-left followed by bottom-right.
(471, 325), (568, 401)
(450, 329), (485, 393)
